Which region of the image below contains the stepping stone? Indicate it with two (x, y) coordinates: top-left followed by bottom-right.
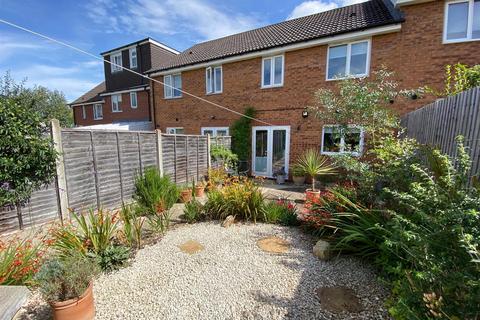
(0, 285), (30, 320)
(179, 240), (204, 254)
(257, 236), (290, 253)
(315, 286), (363, 313)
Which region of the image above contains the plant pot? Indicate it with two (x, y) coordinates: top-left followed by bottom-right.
(50, 282), (95, 320)
(305, 189), (321, 202)
(292, 175), (305, 186)
(180, 189), (192, 203)
(276, 174), (286, 185)
(194, 186), (205, 197)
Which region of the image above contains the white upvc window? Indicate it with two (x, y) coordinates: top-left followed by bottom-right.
(110, 52), (123, 72)
(130, 92), (138, 108)
(201, 127), (229, 136)
(206, 66), (223, 94)
(112, 94), (122, 112)
(93, 104), (103, 120)
(166, 127), (185, 134)
(321, 125), (364, 156)
(164, 74), (182, 99)
(262, 55), (284, 88)
(444, 0), (480, 43)
(129, 48), (138, 68)
(326, 39), (370, 80)
(82, 105), (86, 119)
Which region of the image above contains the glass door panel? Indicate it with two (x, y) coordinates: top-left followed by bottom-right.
(255, 130), (268, 174)
(272, 129), (286, 174)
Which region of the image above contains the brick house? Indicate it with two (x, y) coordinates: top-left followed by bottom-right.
(70, 38), (179, 130)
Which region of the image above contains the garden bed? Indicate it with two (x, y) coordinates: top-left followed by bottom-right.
(19, 222), (390, 320)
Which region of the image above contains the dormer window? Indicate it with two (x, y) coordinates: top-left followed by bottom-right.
(444, 0), (480, 43)
(129, 48), (138, 69)
(111, 52), (123, 72)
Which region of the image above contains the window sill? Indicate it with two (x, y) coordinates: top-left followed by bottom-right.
(94, 118), (103, 121)
(206, 92), (222, 95)
(261, 84), (283, 89)
(112, 110), (122, 113)
(443, 38), (480, 44)
(111, 70), (123, 74)
(164, 96), (183, 100)
(326, 74), (368, 81)
(321, 151), (362, 157)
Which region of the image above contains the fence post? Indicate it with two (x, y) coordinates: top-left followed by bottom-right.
(89, 131), (101, 211)
(207, 134), (211, 169)
(50, 119), (68, 223)
(156, 130), (164, 177)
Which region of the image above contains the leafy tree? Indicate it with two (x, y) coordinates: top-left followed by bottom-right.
(432, 63), (480, 97)
(0, 72), (73, 127)
(0, 96), (57, 228)
(230, 107), (255, 161)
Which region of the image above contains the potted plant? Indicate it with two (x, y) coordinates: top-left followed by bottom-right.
(297, 149), (336, 200)
(34, 254), (99, 320)
(180, 185), (193, 203)
(273, 167), (286, 184)
(194, 180), (206, 197)
(291, 164), (306, 186)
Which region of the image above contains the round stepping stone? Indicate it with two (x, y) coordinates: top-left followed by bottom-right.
(179, 240), (204, 254)
(315, 286), (363, 313)
(257, 236), (290, 253)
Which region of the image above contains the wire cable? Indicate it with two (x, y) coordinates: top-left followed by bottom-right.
(0, 18), (273, 126)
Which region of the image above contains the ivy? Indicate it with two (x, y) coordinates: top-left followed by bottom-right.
(230, 107), (255, 161)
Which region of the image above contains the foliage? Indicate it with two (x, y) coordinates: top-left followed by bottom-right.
(0, 236), (48, 285)
(89, 245), (130, 272)
(433, 63), (480, 96)
(207, 167), (228, 189)
(118, 204), (144, 249)
(291, 164), (305, 177)
(210, 145), (238, 169)
(147, 209), (173, 234)
(204, 177), (265, 222)
(34, 254), (99, 302)
(230, 107), (255, 161)
(264, 199), (299, 226)
(134, 167), (179, 215)
(50, 223), (87, 258)
(184, 199), (204, 223)
(295, 149), (336, 191)
(0, 96), (57, 209)
(0, 72), (73, 127)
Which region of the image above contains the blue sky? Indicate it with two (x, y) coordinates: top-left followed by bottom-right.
(0, 0), (364, 101)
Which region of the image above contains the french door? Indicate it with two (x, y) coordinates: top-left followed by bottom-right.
(252, 126), (290, 177)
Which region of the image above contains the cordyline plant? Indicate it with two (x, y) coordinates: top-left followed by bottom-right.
(296, 149), (336, 191)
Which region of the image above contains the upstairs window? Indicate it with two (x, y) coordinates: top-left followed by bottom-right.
(201, 127), (229, 136)
(130, 92), (138, 108)
(82, 105), (86, 119)
(327, 40), (370, 80)
(206, 66), (222, 94)
(164, 74), (182, 99)
(262, 55), (284, 88)
(93, 104), (103, 120)
(444, 0), (480, 42)
(166, 127), (184, 134)
(110, 52), (123, 73)
(129, 48), (138, 68)
(321, 125), (364, 156)
(112, 94), (122, 112)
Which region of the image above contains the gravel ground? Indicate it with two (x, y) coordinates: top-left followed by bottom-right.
(17, 222), (391, 320)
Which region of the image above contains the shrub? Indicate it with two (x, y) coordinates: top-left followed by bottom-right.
(230, 107), (255, 161)
(0, 237), (48, 285)
(264, 200), (299, 226)
(296, 149), (336, 191)
(89, 245), (130, 272)
(207, 167), (227, 189)
(147, 209), (173, 234)
(134, 167), (179, 215)
(118, 204), (144, 249)
(184, 199), (204, 223)
(34, 254), (99, 302)
(210, 145), (238, 169)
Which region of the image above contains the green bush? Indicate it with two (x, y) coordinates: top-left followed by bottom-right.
(184, 199), (204, 223)
(230, 107), (255, 161)
(264, 200), (299, 226)
(118, 204), (144, 249)
(210, 145), (238, 169)
(89, 245), (130, 272)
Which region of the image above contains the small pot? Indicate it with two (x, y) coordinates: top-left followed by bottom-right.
(50, 282), (95, 320)
(276, 174), (286, 185)
(292, 175), (305, 186)
(305, 189), (321, 202)
(180, 189), (192, 203)
(194, 186), (205, 197)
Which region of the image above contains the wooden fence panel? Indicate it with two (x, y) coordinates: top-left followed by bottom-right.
(401, 87), (480, 178)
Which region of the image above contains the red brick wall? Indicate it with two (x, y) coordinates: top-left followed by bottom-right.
(73, 90), (151, 126)
(152, 0), (480, 168)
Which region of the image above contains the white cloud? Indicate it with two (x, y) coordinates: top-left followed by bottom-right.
(87, 0), (262, 41)
(287, 0), (369, 20)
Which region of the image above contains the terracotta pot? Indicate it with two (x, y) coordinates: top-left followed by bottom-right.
(305, 189), (321, 202)
(292, 175), (305, 186)
(180, 189), (192, 203)
(50, 282), (95, 320)
(194, 186), (205, 197)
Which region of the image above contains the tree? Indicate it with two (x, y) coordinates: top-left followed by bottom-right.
(0, 96), (57, 228)
(435, 63), (480, 97)
(0, 72), (73, 127)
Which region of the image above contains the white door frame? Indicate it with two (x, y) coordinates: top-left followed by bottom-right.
(252, 126), (290, 178)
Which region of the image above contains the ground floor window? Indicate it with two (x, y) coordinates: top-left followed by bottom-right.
(201, 127), (229, 136)
(93, 104), (103, 120)
(321, 125), (363, 156)
(166, 127), (185, 134)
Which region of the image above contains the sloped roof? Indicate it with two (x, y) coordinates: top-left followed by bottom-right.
(69, 82), (105, 106)
(147, 0), (403, 73)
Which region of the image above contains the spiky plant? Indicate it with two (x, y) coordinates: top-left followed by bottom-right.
(296, 149), (336, 191)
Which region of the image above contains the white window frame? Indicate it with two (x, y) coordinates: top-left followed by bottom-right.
(93, 104), (103, 120)
(321, 125), (364, 156)
(261, 54), (284, 88)
(110, 52), (123, 73)
(443, 0), (480, 43)
(129, 48), (138, 68)
(164, 74), (182, 99)
(201, 127), (229, 136)
(130, 92), (138, 109)
(205, 66), (223, 94)
(166, 127), (184, 134)
(111, 94), (122, 112)
(82, 105), (86, 119)
(326, 39), (371, 81)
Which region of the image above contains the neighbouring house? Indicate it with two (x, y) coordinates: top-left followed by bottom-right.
(146, 0), (480, 178)
(69, 38), (179, 130)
